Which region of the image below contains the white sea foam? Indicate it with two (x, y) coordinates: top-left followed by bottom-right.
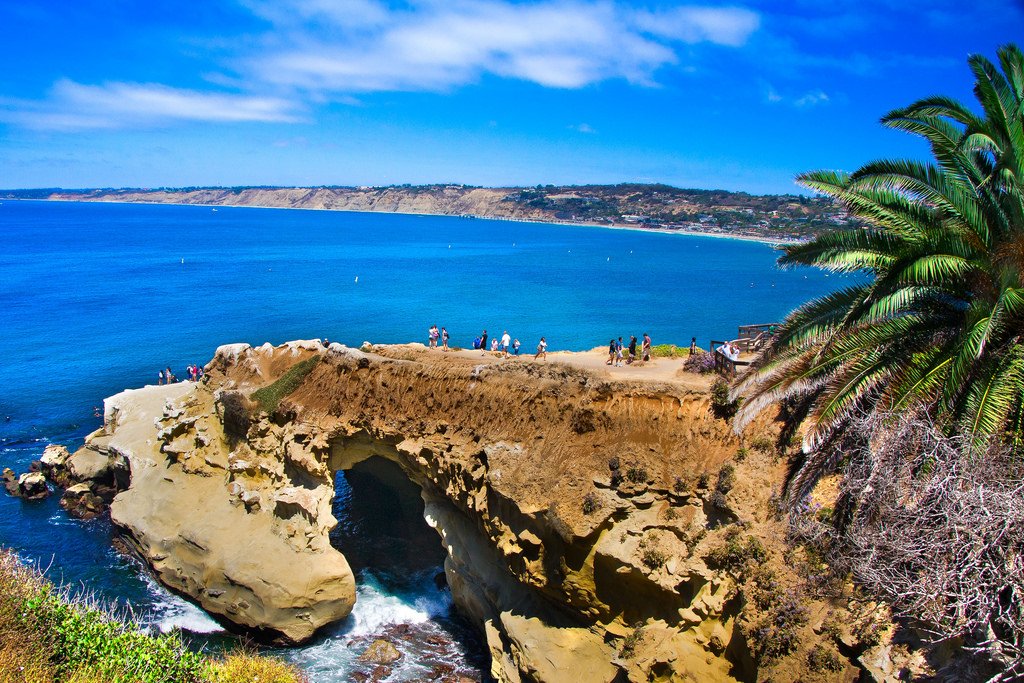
(138, 572), (224, 635)
(284, 571), (461, 683)
(341, 571), (451, 637)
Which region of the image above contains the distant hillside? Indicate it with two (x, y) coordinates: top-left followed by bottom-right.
(1, 184), (860, 241)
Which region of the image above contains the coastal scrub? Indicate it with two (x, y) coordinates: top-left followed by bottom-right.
(0, 549), (306, 683)
(251, 356), (321, 414)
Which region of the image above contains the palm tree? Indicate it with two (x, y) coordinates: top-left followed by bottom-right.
(733, 44), (1024, 501)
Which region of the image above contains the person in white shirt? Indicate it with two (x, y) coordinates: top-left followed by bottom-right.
(501, 331), (511, 357)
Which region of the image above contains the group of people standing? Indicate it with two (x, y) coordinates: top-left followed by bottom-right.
(606, 333), (652, 366)
(716, 341), (741, 361)
(472, 329), (527, 358)
(428, 326), (548, 360)
(427, 325), (450, 351)
(157, 364), (204, 385)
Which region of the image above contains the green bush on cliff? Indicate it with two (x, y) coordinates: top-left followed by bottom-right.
(649, 344), (689, 358)
(251, 356), (321, 414)
(0, 549), (307, 683)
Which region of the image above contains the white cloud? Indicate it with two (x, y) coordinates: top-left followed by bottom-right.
(632, 6), (760, 47)
(760, 82), (829, 107)
(572, 123), (596, 133)
(248, 1), (761, 94)
(0, 80), (301, 131)
(794, 89), (829, 107)
(2, 1), (761, 131)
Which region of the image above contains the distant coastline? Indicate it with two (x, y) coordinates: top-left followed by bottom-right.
(2, 183), (850, 244)
(24, 196), (792, 246)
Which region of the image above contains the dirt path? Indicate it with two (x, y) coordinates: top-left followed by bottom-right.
(380, 344), (718, 391)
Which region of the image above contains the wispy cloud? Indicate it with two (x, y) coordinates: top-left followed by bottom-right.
(571, 122), (596, 134)
(632, 6), (761, 47)
(247, 1), (761, 93)
(762, 82), (829, 107)
(2, 1), (761, 131)
(0, 80), (301, 131)
(794, 89), (829, 107)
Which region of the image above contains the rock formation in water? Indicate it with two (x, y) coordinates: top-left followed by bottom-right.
(53, 340), (919, 680)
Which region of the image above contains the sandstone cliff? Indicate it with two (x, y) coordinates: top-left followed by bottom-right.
(47, 186), (554, 221)
(60, 341), (908, 681)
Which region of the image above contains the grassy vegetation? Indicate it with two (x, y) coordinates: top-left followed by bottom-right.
(0, 549), (306, 683)
(649, 344), (698, 358)
(250, 356), (320, 414)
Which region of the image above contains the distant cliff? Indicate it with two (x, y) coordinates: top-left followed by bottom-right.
(3, 183), (858, 241)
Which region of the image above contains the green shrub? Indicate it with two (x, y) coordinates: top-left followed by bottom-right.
(0, 549), (307, 683)
(716, 463), (736, 493)
(211, 652), (309, 683)
(735, 447), (748, 462)
(625, 464), (649, 484)
(649, 344), (690, 358)
(750, 435), (774, 453)
(746, 590), (809, 663)
(807, 643), (843, 673)
(250, 356), (321, 414)
(582, 492), (599, 515)
(641, 547), (668, 569)
(619, 627), (643, 658)
(697, 472), (710, 489)
(710, 379), (739, 418)
(16, 584), (207, 683)
(707, 527), (768, 572)
(672, 476), (687, 493)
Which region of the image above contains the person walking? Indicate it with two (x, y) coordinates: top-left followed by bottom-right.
(501, 331), (511, 357)
(689, 337), (697, 355)
(616, 337), (624, 366)
(606, 339), (616, 365)
(158, 369), (164, 386)
(428, 325), (439, 349)
(441, 327), (449, 351)
(642, 333), (652, 362)
(535, 337), (547, 360)
(480, 330), (488, 356)
(627, 336), (637, 364)
(512, 338), (520, 355)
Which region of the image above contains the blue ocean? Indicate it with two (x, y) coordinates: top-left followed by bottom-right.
(0, 200), (841, 678)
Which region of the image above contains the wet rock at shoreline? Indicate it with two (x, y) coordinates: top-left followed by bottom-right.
(359, 638), (403, 665)
(2, 468), (19, 496)
(17, 472), (49, 500)
(3, 467), (50, 500)
(60, 482), (106, 520)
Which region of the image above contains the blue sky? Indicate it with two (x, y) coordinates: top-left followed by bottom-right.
(1, 0), (1021, 194)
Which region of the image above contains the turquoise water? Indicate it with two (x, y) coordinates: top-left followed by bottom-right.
(0, 199), (840, 677)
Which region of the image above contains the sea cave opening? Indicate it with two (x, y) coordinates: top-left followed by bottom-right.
(325, 455), (490, 680)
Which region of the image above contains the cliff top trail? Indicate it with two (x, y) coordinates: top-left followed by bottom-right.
(376, 343), (716, 391)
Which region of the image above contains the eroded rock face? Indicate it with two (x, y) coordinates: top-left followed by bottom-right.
(80, 340), (868, 680)
(99, 381), (355, 645)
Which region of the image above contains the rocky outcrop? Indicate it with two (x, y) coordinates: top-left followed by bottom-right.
(67, 340), (879, 680)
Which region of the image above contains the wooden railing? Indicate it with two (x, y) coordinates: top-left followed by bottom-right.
(709, 340), (751, 377)
(735, 323), (781, 352)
